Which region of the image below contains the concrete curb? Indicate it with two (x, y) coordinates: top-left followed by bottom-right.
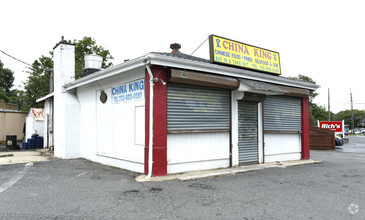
(0, 149), (54, 165)
(0, 154), (14, 158)
(136, 159), (322, 182)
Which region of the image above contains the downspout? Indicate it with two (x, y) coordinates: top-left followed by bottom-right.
(145, 62), (154, 178)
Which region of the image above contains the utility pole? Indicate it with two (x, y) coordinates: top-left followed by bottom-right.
(328, 88), (331, 120)
(350, 89), (354, 133)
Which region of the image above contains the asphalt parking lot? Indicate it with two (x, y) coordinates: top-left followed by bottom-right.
(336, 135), (365, 153)
(0, 138), (364, 219)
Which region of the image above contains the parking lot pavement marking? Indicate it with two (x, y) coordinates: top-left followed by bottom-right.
(76, 172), (87, 177)
(25, 162), (33, 167)
(0, 163), (32, 194)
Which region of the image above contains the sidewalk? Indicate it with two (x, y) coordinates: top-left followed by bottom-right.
(136, 159), (322, 182)
(0, 148), (54, 165)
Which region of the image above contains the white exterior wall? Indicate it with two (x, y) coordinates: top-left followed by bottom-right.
(264, 133), (301, 162)
(53, 43), (80, 159)
(42, 100), (50, 148)
(231, 91), (243, 166)
(167, 132), (230, 174)
(25, 113), (44, 140)
(77, 67), (145, 173)
(42, 100), (53, 148)
(25, 115), (33, 140)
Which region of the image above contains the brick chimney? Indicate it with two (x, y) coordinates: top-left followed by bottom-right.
(170, 43), (181, 54)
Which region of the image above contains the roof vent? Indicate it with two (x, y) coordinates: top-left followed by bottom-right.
(82, 54), (103, 77)
(170, 43), (181, 54)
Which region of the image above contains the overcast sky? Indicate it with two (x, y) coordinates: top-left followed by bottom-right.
(1, 0), (364, 113)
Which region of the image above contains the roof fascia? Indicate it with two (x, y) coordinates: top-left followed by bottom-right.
(146, 54), (319, 91)
(36, 92), (54, 103)
(64, 56), (146, 91)
(64, 53), (319, 91)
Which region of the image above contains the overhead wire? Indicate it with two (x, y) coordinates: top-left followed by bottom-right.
(190, 37), (209, 56)
(0, 49), (33, 67)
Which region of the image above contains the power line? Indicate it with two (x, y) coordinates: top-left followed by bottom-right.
(350, 89), (354, 132)
(190, 37), (209, 56)
(332, 101), (365, 105)
(0, 49), (33, 67)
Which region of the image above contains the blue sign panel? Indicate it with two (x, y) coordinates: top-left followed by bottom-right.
(112, 79), (144, 104)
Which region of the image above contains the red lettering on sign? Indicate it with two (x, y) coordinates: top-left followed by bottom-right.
(254, 48), (259, 57)
(223, 40), (228, 49)
(244, 46), (249, 55)
(319, 121), (343, 132)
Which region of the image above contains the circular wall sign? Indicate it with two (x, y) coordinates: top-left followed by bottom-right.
(100, 90), (107, 103)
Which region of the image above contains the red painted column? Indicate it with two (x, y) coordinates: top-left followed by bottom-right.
(301, 97), (310, 160)
(144, 71), (150, 175)
(144, 66), (167, 176)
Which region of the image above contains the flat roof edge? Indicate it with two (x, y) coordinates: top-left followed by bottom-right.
(64, 57), (146, 91)
(63, 53), (319, 91)
(147, 54), (319, 91)
(36, 92), (54, 102)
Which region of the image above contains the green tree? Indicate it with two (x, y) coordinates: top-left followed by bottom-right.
(23, 55), (53, 110)
(0, 59), (15, 102)
(8, 89), (28, 112)
(290, 74), (325, 126)
(22, 36), (113, 112)
(334, 109), (365, 128)
(73, 37), (113, 79)
(290, 74), (318, 103)
(310, 104), (330, 124)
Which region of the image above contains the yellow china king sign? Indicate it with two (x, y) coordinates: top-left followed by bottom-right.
(209, 35), (281, 75)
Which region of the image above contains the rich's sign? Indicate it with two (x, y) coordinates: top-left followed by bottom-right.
(319, 121), (343, 132)
(209, 35), (281, 75)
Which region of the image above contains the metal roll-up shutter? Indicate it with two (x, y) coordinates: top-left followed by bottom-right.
(264, 96), (301, 131)
(167, 83), (230, 131)
(238, 101), (258, 164)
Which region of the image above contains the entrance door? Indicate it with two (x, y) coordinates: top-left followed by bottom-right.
(238, 101), (258, 164)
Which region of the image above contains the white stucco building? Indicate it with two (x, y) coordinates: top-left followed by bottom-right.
(38, 38), (318, 177)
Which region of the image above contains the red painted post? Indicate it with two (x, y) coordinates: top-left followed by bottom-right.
(144, 71), (150, 175)
(301, 97), (310, 159)
(144, 66), (167, 176)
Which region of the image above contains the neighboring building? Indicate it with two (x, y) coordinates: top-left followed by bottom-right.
(37, 37), (318, 177)
(0, 100), (27, 143)
(25, 108), (44, 141)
